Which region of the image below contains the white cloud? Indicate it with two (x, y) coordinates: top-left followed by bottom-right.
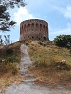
(14, 7), (35, 25)
(64, 6), (71, 19)
(49, 5), (71, 20)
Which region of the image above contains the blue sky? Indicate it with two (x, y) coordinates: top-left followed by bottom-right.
(0, 0), (71, 43)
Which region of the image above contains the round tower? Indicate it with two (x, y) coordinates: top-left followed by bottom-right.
(20, 19), (49, 41)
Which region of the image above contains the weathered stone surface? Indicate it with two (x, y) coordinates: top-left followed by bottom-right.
(20, 19), (49, 41)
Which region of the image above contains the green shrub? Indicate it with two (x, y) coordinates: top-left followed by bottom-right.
(54, 35), (71, 47)
(6, 55), (16, 63)
(6, 62), (18, 75)
(6, 49), (13, 55)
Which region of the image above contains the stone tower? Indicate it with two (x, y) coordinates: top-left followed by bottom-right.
(20, 19), (49, 41)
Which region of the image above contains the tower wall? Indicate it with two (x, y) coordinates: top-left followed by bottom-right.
(20, 19), (49, 41)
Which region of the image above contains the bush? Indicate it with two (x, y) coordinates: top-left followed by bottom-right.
(54, 35), (71, 47)
(6, 49), (13, 55)
(0, 61), (18, 74)
(6, 55), (16, 63)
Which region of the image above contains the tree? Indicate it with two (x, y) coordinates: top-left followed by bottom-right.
(54, 35), (71, 48)
(4, 35), (10, 45)
(0, 0), (26, 31)
(0, 35), (3, 44)
(0, 35), (11, 45)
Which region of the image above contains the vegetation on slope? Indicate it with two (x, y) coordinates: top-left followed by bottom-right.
(27, 40), (71, 89)
(0, 41), (21, 72)
(0, 40), (71, 89)
(0, 41), (21, 89)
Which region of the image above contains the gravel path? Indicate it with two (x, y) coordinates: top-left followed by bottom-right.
(4, 44), (71, 94)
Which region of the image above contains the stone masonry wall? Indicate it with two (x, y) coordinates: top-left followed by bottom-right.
(20, 19), (49, 41)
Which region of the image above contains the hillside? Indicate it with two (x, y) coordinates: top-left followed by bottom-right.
(0, 41), (22, 89)
(27, 40), (71, 89)
(0, 41), (21, 58)
(0, 40), (71, 89)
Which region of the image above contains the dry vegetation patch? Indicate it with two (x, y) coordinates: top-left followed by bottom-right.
(28, 41), (71, 89)
(0, 41), (23, 89)
(0, 72), (25, 90)
(29, 66), (71, 89)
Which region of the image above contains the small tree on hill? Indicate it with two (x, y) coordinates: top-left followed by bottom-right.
(54, 35), (71, 48)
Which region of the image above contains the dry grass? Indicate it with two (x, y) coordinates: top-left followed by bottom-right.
(0, 41), (22, 90)
(28, 41), (71, 67)
(0, 72), (25, 90)
(28, 41), (71, 89)
(0, 62), (25, 90)
(29, 66), (71, 89)
(0, 40), (71, 89)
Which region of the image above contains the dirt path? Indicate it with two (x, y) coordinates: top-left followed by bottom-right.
(4, 44), (71, 94)
(20, 44), (32, 76)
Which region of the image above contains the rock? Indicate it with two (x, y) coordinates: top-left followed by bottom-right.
(61, 60), (66, 65)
